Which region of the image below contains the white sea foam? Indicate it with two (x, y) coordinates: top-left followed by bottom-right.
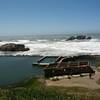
(0, 39), (100, 56)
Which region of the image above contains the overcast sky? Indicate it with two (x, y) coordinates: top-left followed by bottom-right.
(0, 0), (100, 35)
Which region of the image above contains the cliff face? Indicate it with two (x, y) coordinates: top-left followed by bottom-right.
(0, 43), (29, 51)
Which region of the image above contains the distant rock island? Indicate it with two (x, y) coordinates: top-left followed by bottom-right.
(0, 43), (29, 51)
(67, 35), (92, 41)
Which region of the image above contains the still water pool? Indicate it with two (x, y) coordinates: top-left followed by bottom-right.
(0, 56), (44, 85)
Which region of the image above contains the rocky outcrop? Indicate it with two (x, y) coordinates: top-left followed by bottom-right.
(0, 43), (29, 51)
(67, 35), (92, 41)
(87, 36), (92, 39)
(76, 35), (86, 40)
(67, 36), (76, 41)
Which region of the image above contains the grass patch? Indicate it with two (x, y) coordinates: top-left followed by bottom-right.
(0, 76), (45, 90)
(0, 77), (100, 100)
(15, 77), (43, 88)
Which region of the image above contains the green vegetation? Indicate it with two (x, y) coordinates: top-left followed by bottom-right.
(0, 77), (100, 100)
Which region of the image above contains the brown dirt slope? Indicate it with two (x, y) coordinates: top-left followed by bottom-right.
(46, 71), (100, 89)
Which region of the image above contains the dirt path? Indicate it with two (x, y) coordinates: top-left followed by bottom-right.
(46, 71), (100, 89)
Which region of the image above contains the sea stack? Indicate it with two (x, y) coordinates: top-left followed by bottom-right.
(0, 43), (29, 51)
(67, 35), (92, 41)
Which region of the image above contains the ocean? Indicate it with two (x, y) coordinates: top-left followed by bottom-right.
(0, 33), (100, 56)
(0, 33), (100, 85)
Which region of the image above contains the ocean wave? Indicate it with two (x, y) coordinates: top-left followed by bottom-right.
(0, 39), (100, 56)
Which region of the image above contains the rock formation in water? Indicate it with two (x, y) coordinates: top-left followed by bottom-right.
(86, 36), (92, 39)
(67, 35), (92, 41)
(0, 43), (29, 51)
(67, 36), (76, 41)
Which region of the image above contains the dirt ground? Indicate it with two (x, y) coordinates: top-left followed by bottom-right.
(46, 71), (100, 89)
